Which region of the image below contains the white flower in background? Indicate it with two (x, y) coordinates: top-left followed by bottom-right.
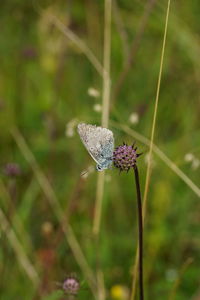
(41, 221), (53, 235)
(191, 158), (200, 170)
(88, 87), (100, 98)
(81, 165), (95, 179)
(129, 112), (139, 124)
(65, 118), (78, 137)
(184, 153), (200, 170)
(66, 127), (74, 137)
(93, 103), (102, 112)
(184, 153), (194, 162)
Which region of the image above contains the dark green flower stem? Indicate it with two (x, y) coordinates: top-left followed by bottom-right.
(134, 165), (144, 300)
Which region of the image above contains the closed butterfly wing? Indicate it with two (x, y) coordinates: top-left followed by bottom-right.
(77, 123), (114, 170)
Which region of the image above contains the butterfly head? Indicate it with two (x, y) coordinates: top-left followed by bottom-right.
(96, 164), (104, 171)
(96, 158), (113, 171)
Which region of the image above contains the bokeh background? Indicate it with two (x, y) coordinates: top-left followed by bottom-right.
(0, 1), (200, 300)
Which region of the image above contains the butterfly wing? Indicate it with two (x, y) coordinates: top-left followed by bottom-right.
(77, 123), (114, 166)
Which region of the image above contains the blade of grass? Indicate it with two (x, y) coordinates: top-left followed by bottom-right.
(129, 0), (172, 298)
(0, 179), (34, 256)
(11, 128), (97, 299)
(168, 257), (193, 300)
(111, 121), (200, 198)
(33, 1), (103, 76)
(112, 0), (157, 105)
(113, 0), (129, 64)
(0, 208), (40, 287)
(48, 14), (104, 77)
(93, 0), (112, 236)
(17, 179), (40, 224)
(93, 1), (112, 299)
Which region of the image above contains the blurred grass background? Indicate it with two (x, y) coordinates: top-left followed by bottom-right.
(0, 0), (200, 300)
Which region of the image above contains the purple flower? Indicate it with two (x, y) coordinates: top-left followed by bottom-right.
(113, 143), (141, 172)
(21, 46), (37, 59)
(4, 163), (21, 177)
(62, 276), (80, 295)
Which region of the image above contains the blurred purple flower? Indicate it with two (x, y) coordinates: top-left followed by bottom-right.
(62, 276), (80, 295)
(4, 163), (21, 177)
(21, 46), (37, 59)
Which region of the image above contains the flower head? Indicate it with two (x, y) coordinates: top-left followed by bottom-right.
(62, 276), (80, 295)
(113, 143), (141, 172)
(88, 87), (100, 98)
(110, 284), (129, 300)
(129, 112), (139, 124)
(93, 103), (102, 112)
(4, 163), (21, 177)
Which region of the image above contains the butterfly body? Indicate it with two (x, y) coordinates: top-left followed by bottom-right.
(77, 123), (114, 171)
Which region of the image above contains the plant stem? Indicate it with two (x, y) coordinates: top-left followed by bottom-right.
(134, 165), (144, 300)
(93, 0), (112, 236)
(130, 1), (171, 298)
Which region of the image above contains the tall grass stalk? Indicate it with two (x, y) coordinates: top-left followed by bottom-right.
(93, 0), (112, 236)
(130, 0), (171, 299)
(92, 1), (112, 299)
(0, 208), (40, 287)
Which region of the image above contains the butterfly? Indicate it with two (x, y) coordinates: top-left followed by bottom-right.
(77, 123), (114, 171)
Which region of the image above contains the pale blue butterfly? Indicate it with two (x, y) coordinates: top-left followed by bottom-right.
(77, 123), (114, 171)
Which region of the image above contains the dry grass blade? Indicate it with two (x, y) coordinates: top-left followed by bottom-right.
(11, 128), (97, 299)
(0, 179), (34, 255)
(101, 0), (112, 129)
(93, 172), (105, 236)
(49, 14), (104, 77)
(129, 0), (171, 298)
(112, 0), (157, 104)
(143, 0), (171, 217)
(111, 122), (200, 198)
(168, 258), (193, 300)
(93, 1), (112, 299)
(0, 208), (40, 287)
(113, 0), (129, 64)
(93, 0), (112, 236)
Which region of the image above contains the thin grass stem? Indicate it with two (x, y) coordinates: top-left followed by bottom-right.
(93, 2), (112, 299)
(111, 121), (200, 198)
(49, 15), (104, 77)
(112, 0), (157, 104)
(130, 0), (171, 299)
(133, 166), (144, 300)
(0, 179), (34, 255)
(168, 258), (193, 300)
(0, 208), (40, 287)
(93, 0), (112, 236)
(143, 0), (171, 218)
